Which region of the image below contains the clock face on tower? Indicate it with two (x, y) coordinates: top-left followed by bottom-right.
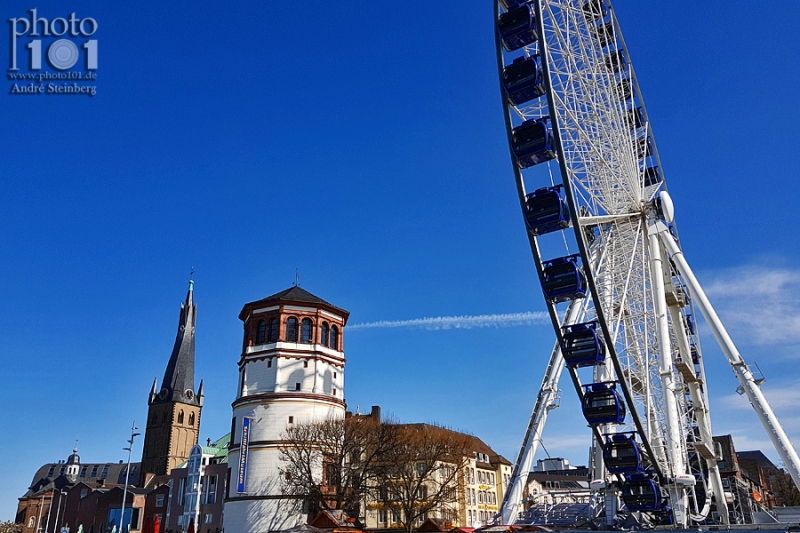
(185, 389), (194, 400)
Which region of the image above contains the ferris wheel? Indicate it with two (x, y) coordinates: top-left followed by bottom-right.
(493, 0), (800, 527)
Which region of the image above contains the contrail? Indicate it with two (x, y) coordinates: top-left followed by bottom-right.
(348, 311), (550, 331)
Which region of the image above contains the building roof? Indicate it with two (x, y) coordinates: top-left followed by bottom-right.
(23, 461), (142, 498)
(240, 286), (350, 320)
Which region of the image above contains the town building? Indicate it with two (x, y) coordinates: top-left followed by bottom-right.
(223, 286), (350, 533)
(15, 281), (203, 533)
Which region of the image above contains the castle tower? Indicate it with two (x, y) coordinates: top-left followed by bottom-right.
(224, 286), (349, 533)
(141, 280), (204, 478)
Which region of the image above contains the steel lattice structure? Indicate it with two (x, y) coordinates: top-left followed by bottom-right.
(494, 0), (800, 527)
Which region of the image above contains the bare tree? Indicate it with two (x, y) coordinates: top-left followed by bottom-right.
(377, 424), (472, 533)
(773, 469), (800, 506)
(279, 414), (397, 517)
(0, 522), (23, 533)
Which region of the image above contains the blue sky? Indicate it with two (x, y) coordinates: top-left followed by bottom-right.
(2, 0), (800, 521)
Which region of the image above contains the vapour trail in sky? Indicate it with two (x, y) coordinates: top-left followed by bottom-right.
(348, 311), (550, 331)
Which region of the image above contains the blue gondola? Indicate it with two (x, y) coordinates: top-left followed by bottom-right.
(685, 314), (695, 335)
(560, 321), (605, 368)
(643, 166), (661, 187)
(503, 56), (546, 105)
(636, 136), (653, 159)
(603, 433), (643, 473)
(582, 0), (607, 21)
(524, 185), (570, 235)
(604, 50), (627, 72)
(626, 107), (644, 130)
(582, 382), (626, 425)
(499, 3), (538, 52)
(690, 344), (700, 365)
(541, 255), (587, 302)
(622, 473), (661, 511)
(511, 118), (557, 168)
(617, 79), (632, 101)
(592, 22), (614, 48)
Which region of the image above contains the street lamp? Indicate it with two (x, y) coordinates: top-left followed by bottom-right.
(52, 491), (67, 533)
(120, 422), (141, 533)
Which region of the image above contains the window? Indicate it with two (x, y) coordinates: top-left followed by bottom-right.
(80, 466), (88, 478)
(417, 463), (426, 478)
(188, 413), (195, 426)
(267, 358), (272, 368)
(28, 517), (35, 528)
(255, 320), (266, 344)
(304, 360), (308, 368)
(301, 318), (313, 343)
(178, 410), (184, 424)
(155, 494), (164, 507)
(81, 488), (89, 499)
(90, 465), (99, 477)
(321, 322), (329, 345)
(392, 510), (401, 524)
(295, 383), (301, 391)
(289, 416), (294, 424)
(329, 325), (339, 350)
(267, 318), (278, 342)
(286, 317), (298, 342)
(378, 509), (387, 523)
(334, 372), (337, 379)
(333, 388), (336, 396)
(178, 478), (186, 505)
(204, 514), (213, 524)
(207, 475), (217, 504)
(100, 465), (109, 480)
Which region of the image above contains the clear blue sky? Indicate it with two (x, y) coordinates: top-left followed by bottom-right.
(2, 0), (800, 521)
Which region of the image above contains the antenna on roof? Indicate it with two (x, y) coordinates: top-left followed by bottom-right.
(295, 268), (299, 287)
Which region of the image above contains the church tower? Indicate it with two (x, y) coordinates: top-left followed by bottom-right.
(141, 280), (204, 478)
(224, 286), (349, 533)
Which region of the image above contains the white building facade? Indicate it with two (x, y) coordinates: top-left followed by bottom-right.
(223, 286), (349, 533)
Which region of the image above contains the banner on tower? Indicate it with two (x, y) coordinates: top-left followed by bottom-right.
(237, 417), (251, 493)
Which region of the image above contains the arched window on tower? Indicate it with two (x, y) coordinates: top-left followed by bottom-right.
(267, 318), (278, 342)
(301, 318), (313, 343)
(256, 320), (266, 344)
(178, 410), (184, 424)
(286, 317), (298, 342)
(189, 412), (195, 426)
(330, 325), (339, 350)
(321, 322), (329, 346)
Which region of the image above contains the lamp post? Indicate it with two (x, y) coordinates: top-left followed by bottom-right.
(120, 422), (141, 533)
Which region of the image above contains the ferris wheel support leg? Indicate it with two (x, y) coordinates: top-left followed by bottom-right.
(648, 228), (689, 527)
(498, 302), (585, 524)
(656, 222), (800, 493)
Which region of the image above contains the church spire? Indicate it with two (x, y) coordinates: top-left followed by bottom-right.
(153, 278), (199, 406)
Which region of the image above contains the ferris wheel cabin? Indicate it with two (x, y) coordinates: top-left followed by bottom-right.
(503, 55), (545, 105)
(512, 118), (557, 168)
(560, 321), (605, 368)
(524, 185), (570, 235)
(540, 255), (587, 302)
(582, 382), (626, 425)
(603, 433), (643, 474)
(498, 3), (538, 51)
(582, 0), (607, 21)
(622, 473), (661, 511)
(643, 166), (662, 187)
(592, 22), (614, 48)
(604, 50), (627, 73)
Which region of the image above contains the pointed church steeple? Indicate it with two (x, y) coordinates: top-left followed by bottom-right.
(141, 279), (203, 478)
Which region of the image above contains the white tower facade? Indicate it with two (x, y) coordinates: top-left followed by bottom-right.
(224, 286), (349, 533)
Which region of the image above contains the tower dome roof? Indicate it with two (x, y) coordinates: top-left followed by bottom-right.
(67, 447), (80, 465)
